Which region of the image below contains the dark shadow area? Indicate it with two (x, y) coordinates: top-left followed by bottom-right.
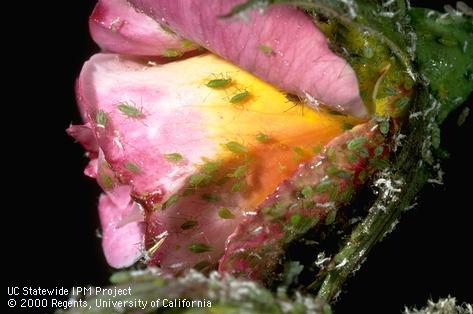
(7, 0), (471, 313)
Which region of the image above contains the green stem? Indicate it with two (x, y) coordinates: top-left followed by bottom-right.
(314, 89), (434, 301)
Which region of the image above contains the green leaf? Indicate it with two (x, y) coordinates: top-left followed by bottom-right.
(409, 7), (473, 122)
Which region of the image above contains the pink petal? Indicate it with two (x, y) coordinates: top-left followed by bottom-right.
(99, 186), (145, 268)
(90, 0), (198, 56)
(128, 0), (366, 117)
(66, 124), (98, 154)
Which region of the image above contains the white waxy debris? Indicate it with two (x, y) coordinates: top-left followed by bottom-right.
(168, 262), (185, 269)
(315, 252), (331, 267)
(302, 92), (320, 111)
(409, 111), (423, 119)
(335, 258), (348, 269)
(427, 163), (444, 185)
(376, 10), (398, 18)
(316, 202), (335, 209)
(340, 0), (358, 18)
(393, 133), (406, 152)
(252, 226), (263, 234)
(382, 0), (395, 7)
(155, 230), (169, 240)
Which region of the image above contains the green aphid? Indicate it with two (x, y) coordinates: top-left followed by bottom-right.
(99, 172), (114, 190)
(312, 145), (323, 153)
(228, 165), (248, 178)
(189, 173), (208, 187)
(180, 220), (198, 230)
(326, 166), (352, 179)
(290, 214), (302, 225)
(95, 110), (107, 127)
(326, 147), (337, 162)
(230, 90), (249, 103)
(338, 186), (354, 203)
(290, 215), (315, 234)
(258, 44), (273, 55)
(293, 147), (306, 157)
(202, 160), (221, 173)
(256, 132), (271, 143)
(117, 102), (144, 118)
(164, 153), (183, 162)
(201, 193), (221, 202)
(348, 154), (358, 163)
(341, 122), (354, 130)
(374, 146), (384, 157)
(395, 97), (410, 110)
(188, 243), (212, 253)
(124, 161), (141, 174)
(329, 184), (339, 201)
(162, 48), (183, 58)
(357, 147), (370, 158)
(181, 39), (194, 48)
(301, 186), (314, 199)
(325, 209), (338, 225)
(225, 141), (248, 154)
(162, 194), (179, 209)
(363, 46), (374, 58)
(206, 78), (232, 88)
(231, 181), (245, 192)
(218, 207), (235, 219)
(315, 179), (332, 193)
(384, 86), (397, 96)
(262, 203), (285, 218)
(379, 120), (390, 135)
(347, 136), (367, 151)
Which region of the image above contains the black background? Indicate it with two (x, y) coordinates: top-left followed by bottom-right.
(7, 0), (472, 313)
